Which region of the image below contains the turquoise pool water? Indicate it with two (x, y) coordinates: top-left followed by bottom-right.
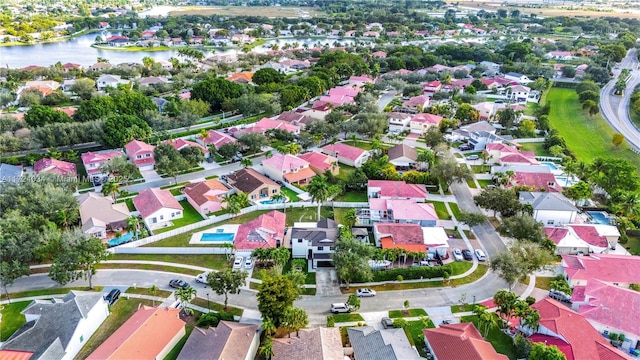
(587, 211), (610, 225)
(260, 198), (285, 204)
(541, 162), (559, 170)
(107, 232), (134, 247)
(201, 232), (235, 242)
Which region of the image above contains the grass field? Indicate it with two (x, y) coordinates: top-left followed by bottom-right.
(545, 87), (639, 171)
(518, 142), (550, 157)
(332, 313), (365, 323)
(0, 301), (30, 341)
(284, 206), (333, 226)
(460, 314), (517, 359)
(1, 287), (103, 301)
(428, 201), (452, 220)
(169, 5), (323, 17)
(624, 231), (640, 255)
(280, 187), (300, 202)
(154, 200), (205, 234)
(388, 308), (428, 318)
(405, 319), (435, 356)
(334, 190), (368, 202)
(110, 253), (228, 270)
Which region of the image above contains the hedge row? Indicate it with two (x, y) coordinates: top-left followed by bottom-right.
(353, 264), (452, 283)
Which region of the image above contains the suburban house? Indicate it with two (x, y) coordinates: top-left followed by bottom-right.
(277, 111), (314, 129)
(519, 192), (579, 226)
(423, 323), (509, 360)
(298, 151), (339, 176)
(77, 192), (130, 239)
(374, 223), (449, 258)
(291, 219), (339, 268)
(508, 85), (531, 103)
(183, 179), (231, 216)
(564, 224), (619, 253)
(366, 199), (438, 226)
(96, 74), (128, 90)
(508, 172), (563, 192)
(0, 291), (108, 360)
(321, 143), (370, 168)
(491, 164), (552, 175)
(235, 118), (300, 137)
(572, 280), (640, 350)
(480, 61), (501, 75)
(561, 254), (640, 288)
(545, 51), (575, 61)
(347, 326), (422, 360)
(233, 210), (286, 256)
(272, 327), (344, 360)
(0, 163), (22, 183)
(124, 140), (156, 171)
(473, 102), (498, 120)
(262, 154), (316, 185)
(176, 321), (259, 360)
(199, 130), (237, 149)
(422, 80), (442, 93)
(133, 188), (183, 229)
(81, 150), (124, 182)
(368, 180), (427, 201)
(33, 158), (76, 177)
(522, 299), (629, 360)
(387, 144), (418, 169)
(448, 121), (505, 150)
(163, 138), (209, 158)
(87, 307), (185, 360)
(409, 113), (443, 135)
(387, 112), (412, 132)
(485, 143), (539, 166)
(399, 95), (430, 113)
(226, 168), (280, 203)
(504, 71), (532, 84)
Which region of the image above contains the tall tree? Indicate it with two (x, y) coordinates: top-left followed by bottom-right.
(174, 286), (198, 315)
(207, 269), (248, 310)
(331, 229), (374, 289)
(101, 179), (120, 202)
(307, 175), (334, 220)
(281, 307), (309, 337)
(257, 271), (302, 327)
(49, 233), (109, 290)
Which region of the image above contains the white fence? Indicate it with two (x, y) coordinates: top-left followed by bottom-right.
(111, 247), (229, 254)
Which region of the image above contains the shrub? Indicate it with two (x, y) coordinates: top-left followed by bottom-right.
(393, 318), (408, 328)
(609, 333), (619, 341)
(361, 264), (451, 282)
(197, 312), (220, 327)
(630, 283), (640, 292)
(525, 296), (536, 305)
(327, 315), (335, 327)
(396, 275), (403, 282)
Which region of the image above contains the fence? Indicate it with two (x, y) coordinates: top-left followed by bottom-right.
(111, 247), (230, 254)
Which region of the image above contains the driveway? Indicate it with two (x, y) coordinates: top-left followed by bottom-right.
(313, 268), (342, 297)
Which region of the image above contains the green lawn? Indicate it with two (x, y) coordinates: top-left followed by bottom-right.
(524, 102), (538, 116)
(388, 308), (428, 318)
(460, 315), (517, 360)
(448, 261), (473, 276)
(625, 231), (640, 255)
(535, 276), (553, 290)
(280, 187), (301, 202)
(470, 165), (491, 174)
(336, 165), (357, 182)
(428, 201), (452, 220)
(163, 326), (194, 360)
(153, 200), (206, 234)
(448, 202), (462, 219)
(405, 319), (435, 357)
(332, 313), (365, 323)
(517, 142), (550, 157)
(75, 299), (155, 360)
(0, 301), (30, 341)
(466, 179), (477, 188)
(477, 179), (494, 188)
(334, 190), (368, 202)
(630, 103), (640, 130)
(284, 206), (333, 226)
(125, 287), (172, 298)
(190, 297), (244, 317)
(546, 87), (639, 171)
(1, 287), (103, 301)
(451, 304), (476, 313)
(109, 254), (228, 270)
(96, 263), (201, 276)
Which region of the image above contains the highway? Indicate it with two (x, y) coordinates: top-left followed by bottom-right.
(600, 48), (640, 152)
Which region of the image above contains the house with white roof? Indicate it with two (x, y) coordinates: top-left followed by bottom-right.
(519, 191), (578, 226)
(96, 74), (128, 91)
(387, 112), (412, 133)
(507, 85), (531, 103)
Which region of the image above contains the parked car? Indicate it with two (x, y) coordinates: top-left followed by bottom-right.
(452, 248), (464, 261)
(244, 257), (253, 269)
(461, 249), (473, 261)
(467, 155), (479, 160)
(381, 317), (394, 329)
(233, 256), (243, 269)
(169, 279), (190, 290)
(195, 271), (211, 284)
(104, 288), (121, 306)
(356, 288), (376, 297)
(474, 249), (487, 261)
(330, 303), (351, 314)
(549, 289), (572, 303)
(458, 144), (471, 151)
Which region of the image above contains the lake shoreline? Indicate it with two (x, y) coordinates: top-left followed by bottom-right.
(0, 28), (99, 47)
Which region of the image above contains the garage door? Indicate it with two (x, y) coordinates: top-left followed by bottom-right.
(316, 260), (333, 268)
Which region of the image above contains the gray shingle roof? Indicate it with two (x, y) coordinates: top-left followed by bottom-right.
(0, 163), (22, 183)
(291, 218), (339, 246)
(176, 321), (258, 360)
(347, 326), (421, 360)
(519, 191), (578, 212)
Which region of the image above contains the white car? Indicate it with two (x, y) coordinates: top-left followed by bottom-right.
(452, 248), (464, 261)
(474, 249), (487, 261)
(233, 256), (243, 269)
(356, 288), (377, 297)
(244, 257), (253, 269)
(195, 271), (211, 283)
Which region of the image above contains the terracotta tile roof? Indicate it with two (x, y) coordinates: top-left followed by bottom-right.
(298, 151), (338, 173)
(176, 321), (258, 360)
(234, 210), (285, 251)
(283, 167), (316, 184)
(387, 144), (418, 162)
(262, 154), (309, 172)
(226, 168), (278, 193)
(368, 180), (428, 199)
(577, 280), (640, 338)
(54, 106), (76, 117)
(163, 138), (209, 154)
(203, 130), (236, 148)
(273, 327), (343, 360)
(33, 158), (76, 176)
(375, 223), (426, 252)
(424, 323), (508, 360)
(529, 299), (629, 360)
(87, 307), (185, 360)
(322, 143), (368, 162)
(562, 254), (640, 284)
(0, 350), (33, 360)
(81, 150), (123, 175)
(226, 72), (254, 83)
(183, 179), (229, 207)
(133, 188), (183, 219)
(410, 113), (443, 125)
(509, 172), (562, 192)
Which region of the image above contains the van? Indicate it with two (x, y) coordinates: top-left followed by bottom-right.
(330, 303), (351, 314)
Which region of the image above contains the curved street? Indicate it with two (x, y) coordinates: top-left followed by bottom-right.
(600, 48), (640, 152)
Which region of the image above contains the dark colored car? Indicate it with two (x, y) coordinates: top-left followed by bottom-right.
(461, 249), (473, 261)
(104, 288), (121, 306)
(381, 317), (394, 329)
(169, 279), (190, 290)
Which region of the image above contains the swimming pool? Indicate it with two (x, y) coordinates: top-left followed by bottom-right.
(200, 232), (235, 242)
(107, 232), (135, 247)
(555, 175), (578, 187)
(541, 162), (559, 171)
(587, 211), (611, 225)
(260, 198), (285, 205)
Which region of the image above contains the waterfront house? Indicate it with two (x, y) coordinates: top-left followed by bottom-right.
(133, 188), (183, 229)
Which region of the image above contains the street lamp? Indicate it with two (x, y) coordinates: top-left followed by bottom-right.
(206, 293), (210, 311)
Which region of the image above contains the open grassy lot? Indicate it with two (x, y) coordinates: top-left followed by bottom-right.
(460, 315), (517, 359)
(0, 301), (30, 341)
(545, 87), (639, 171)
(110, 253), (228, 270)
(169, 5), (324, 18)
(518, 142), (550, 157)
(154, 200), (205, 234)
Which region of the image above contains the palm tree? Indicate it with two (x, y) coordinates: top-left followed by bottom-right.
(258, 337), (274, 360)
(344, 208), (358, 227)
(174, 287), (197, 315)
(127, 216), (140, 240)
(282, 307), (308, 337)
(475, 306), (499, 337)
(101, 180), (120, 202)
(265, 150), (273, 159)
(198, 129), (210, 145)
(271, 193), (286, 204)
(221, 242), (234, 260)
(261, 318), (276, 337)
(149, 285), (159, 307)
(307, 175), (332, 221)
(240, 158), (252, 168)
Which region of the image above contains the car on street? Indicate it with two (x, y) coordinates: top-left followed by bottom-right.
(169, 279), (190, 290)
(474, 249), (487, 261)
(462, 249), (473, 261)
(244, 257), (253, 269)
(195, 271), (211, 284)
(381, 317), (394, 329)
(356, 288), (376, 297)
(330, 303), (351, 314)
(467, 155), (479, 160)
(452, 248), (464, 261)
(104, 288), (121, 306)
(233, 256), (243, 269)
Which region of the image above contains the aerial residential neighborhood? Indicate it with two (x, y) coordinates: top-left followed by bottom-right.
(1, 0), (640, 359)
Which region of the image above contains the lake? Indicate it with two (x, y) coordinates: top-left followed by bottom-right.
(1, 33), (360, 68)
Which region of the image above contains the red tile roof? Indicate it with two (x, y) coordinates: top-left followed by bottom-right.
(234, 210), (285, 251)
(203, 130), (236, 148)
(509, 172), (562, 192)
(528, 334), (575, 360)
(0, 350), (34, 360)
(545, 227), (569, 245)
(124, 140), (155, 166)
(530, 299), (629, 360)
(87, 306), (185, 360)
(163, 138), (209, 154)
(562, 254), (640, 284)
(322, 143), (367, 162)
(423, 323), (508, 360)
(262, 154), (309, 172)
(184, 179), (229, 206)
(375, 223), (426, 252)
(577, 280), (640, 337)
(411, 113), (443, 125)
(298, 151), (338, 173)
(283, 167), (316, 184)
(133, 188), (183, 219)
(33, 158), (76, 176)
(368, 180), (428, 199)
(81, 151), (123, 175)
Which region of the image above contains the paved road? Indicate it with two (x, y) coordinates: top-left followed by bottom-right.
(600, 48), (640, 152)
(377, 90), (398, 111)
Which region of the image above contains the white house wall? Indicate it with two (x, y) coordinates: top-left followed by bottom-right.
(62, 299), (109, 360)
(534, 209), (577, 226)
